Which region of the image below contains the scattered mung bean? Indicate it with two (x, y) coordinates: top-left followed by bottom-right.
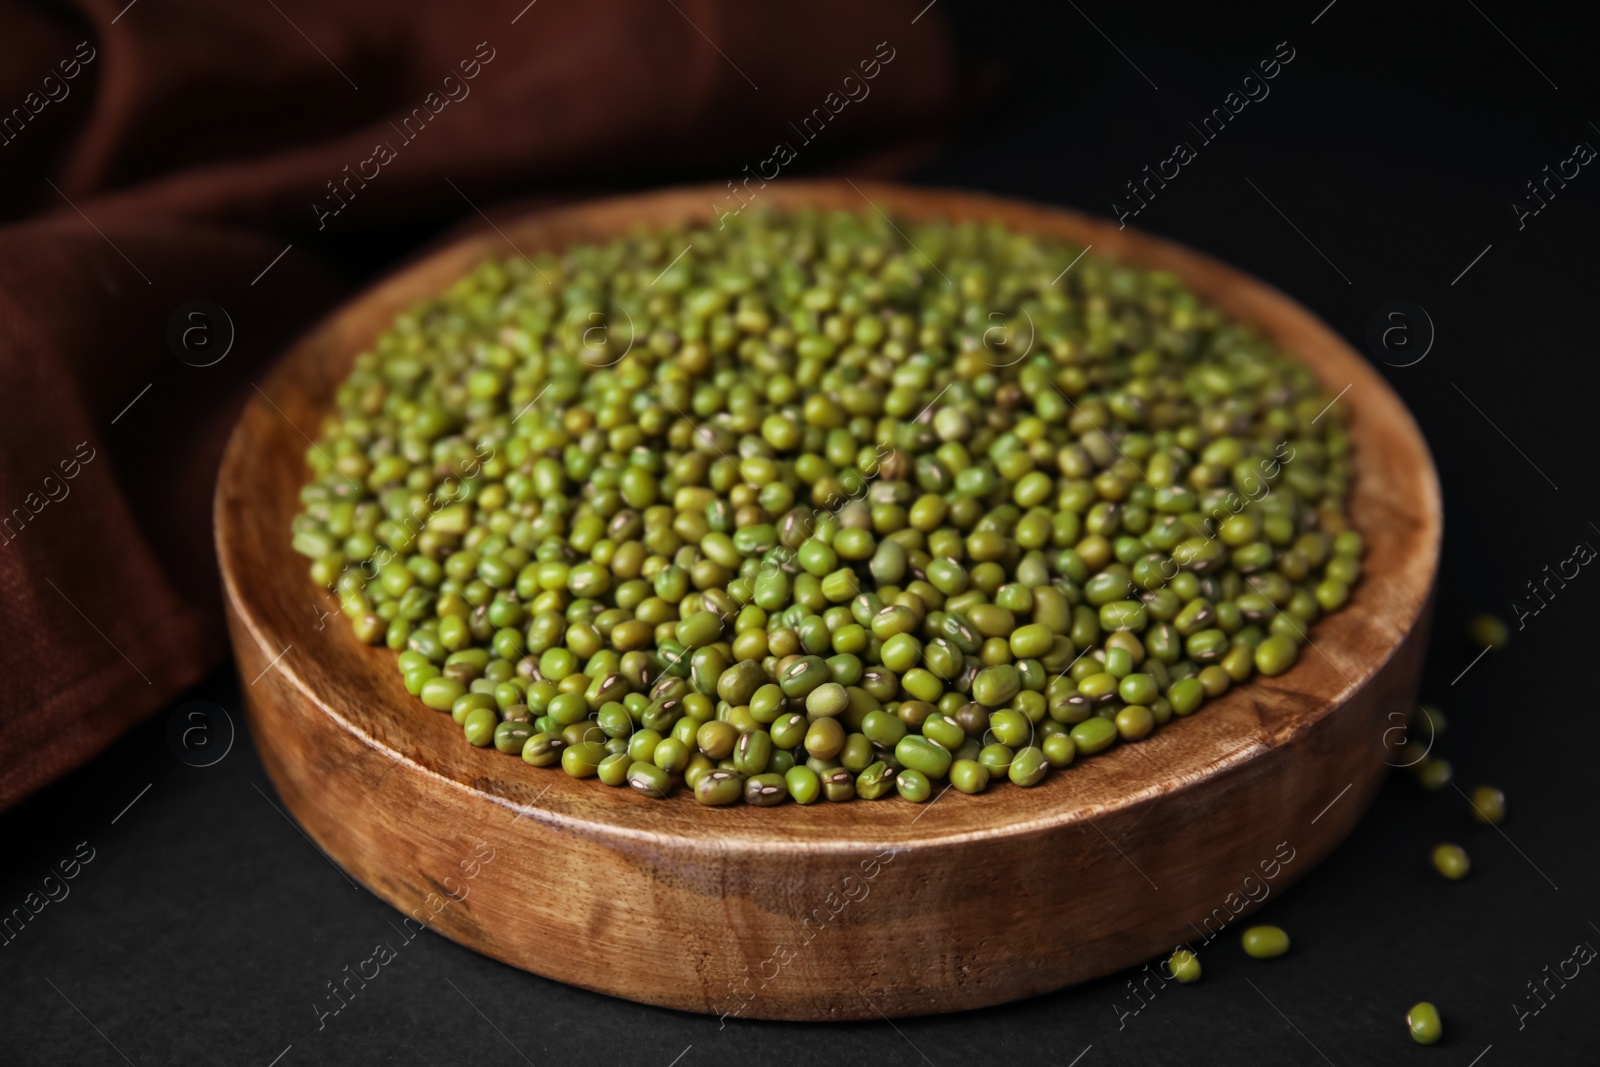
(1431, 843), (1470, 880)
(1168, 948), (1201, 984)
(1469, 785), (1505, 825)
(1241, 925), (1290, 959)
(1406, 1001), (1443, 1045)
(1468, 613), (1508, 651)
(1414, 758), (1452, 792)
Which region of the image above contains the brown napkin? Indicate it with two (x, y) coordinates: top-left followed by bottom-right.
(0, 0), (956, 809)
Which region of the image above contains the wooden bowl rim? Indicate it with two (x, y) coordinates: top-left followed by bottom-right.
(217, 179), (1442, 856)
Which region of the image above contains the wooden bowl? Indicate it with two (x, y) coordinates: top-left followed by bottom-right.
(217, 181), (1440, 1020)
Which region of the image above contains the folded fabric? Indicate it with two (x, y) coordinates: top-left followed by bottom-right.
(0, 0), (956, 809)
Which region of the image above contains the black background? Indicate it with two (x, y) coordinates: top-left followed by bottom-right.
(4, 1), (1600, 1063)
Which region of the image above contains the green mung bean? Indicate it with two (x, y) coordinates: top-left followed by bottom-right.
(1469, 785), (1506, 825)
(1168, 948), (1201, 984)
(1431, 843), (1470, 880)
(1406, 1001), (1443, 1045)
(1241, 925), (1290, 959)
(1469, 613), (1508, 651)
(1414, 757), (1452, 792)
(895, 768), (933, 802)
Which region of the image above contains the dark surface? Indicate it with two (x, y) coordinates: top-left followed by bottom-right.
(4, 1), (1599, 1063)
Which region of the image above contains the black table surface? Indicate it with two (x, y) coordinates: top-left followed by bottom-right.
(5, 1), (1599, 1063)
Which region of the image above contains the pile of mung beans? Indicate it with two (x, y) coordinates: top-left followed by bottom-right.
(290, 207), (1361, 806)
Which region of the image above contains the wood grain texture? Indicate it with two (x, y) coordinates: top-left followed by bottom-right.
(216, 181), (1441, 1020)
